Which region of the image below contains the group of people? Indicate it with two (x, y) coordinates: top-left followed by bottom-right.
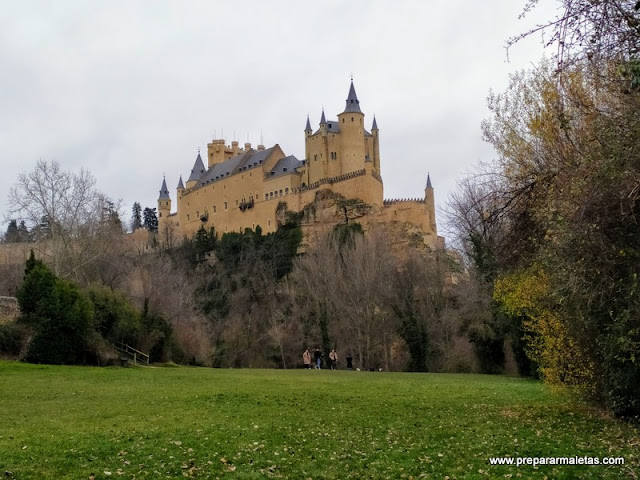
(303, 348), (353, 370)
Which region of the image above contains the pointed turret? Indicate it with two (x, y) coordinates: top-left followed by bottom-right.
(158, 177), (170, 200)
(342, 79), (362, 114)
(177, 175), (184, 190)
(157, 176), (171, 220)
(320, 108), (326, 125)
(305, 115), (312, 132)
(425, 173), (436, 234)
(186, 152), (206, 188)
(372, 115), (378, 131)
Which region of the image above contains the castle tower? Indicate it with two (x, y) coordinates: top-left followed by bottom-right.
(337, 80), (366, 175)
(186, 152), (206, 188)
(425, 173), (437, 234)
(371, 115), (380, 172)
(157, 177), (171, 220)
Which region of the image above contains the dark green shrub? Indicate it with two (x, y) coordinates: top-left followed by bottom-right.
(86, 285), (141, 345)
(0, 324), (25, 356)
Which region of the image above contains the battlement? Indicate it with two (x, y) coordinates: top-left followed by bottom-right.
(383, 198), (426, 205)
(294, 169), (367, 194)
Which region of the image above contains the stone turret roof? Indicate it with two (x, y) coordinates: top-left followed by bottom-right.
(177, 176), (184, 189)
(342, 80), (362, 114)
(158, 177), (170, 200)
(372, 115), (378, 130)
(187, 153), (206, 183)
(426, 173), (433, 189)
(305, 116), (312, 131)
(320, 109), (326, 124)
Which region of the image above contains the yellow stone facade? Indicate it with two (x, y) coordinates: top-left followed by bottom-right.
(157, 81), (441, 248)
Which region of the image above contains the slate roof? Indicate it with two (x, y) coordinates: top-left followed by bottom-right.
(372, 115), (378, 130)
(177, 176), (184, 189)
(313, 120), (340, 135)
(320, 109), (326, 124)
(158, 178), (170, 200)
(343, 80), (362, 114)
(268, 155), (303, 178)
(187, 153), (206, 183)
(426, 173), (433, 189)
(305, 116), (312, 131)
(197, 146), (278, 186)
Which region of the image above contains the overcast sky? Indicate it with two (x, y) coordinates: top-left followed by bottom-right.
(0, 0), (560, 233)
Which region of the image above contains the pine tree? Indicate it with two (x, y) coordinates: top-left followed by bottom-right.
(4, 220), (19, 242)
(131, 202), (143, 231)
(143, 207), (158, 233)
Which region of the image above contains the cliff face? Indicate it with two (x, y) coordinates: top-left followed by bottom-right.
(277, 189), (443, 254)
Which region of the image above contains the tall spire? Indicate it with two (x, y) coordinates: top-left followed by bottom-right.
(177, 175), (184, 190)
(305, 115), (312, 131)
(320, 108), (326, 124)
(342, 79), (362, 114)
(187, 152), (206, 183)
(158, 177), (170, 200)
(372, 115), (378, 130)
(426, 173), (433, 189)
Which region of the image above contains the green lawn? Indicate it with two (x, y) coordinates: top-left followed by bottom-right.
(0, 361), (637, 479)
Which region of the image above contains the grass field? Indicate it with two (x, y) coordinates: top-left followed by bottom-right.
(0, 361), (638, 479)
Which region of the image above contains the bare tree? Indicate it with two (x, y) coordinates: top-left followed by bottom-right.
(7, 159), (111, 278)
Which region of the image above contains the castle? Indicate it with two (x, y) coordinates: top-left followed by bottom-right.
(157, 80), (442, 249)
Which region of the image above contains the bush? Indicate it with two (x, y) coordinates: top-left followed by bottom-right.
(86, 285), (142, 345)
(0, 324), (25, 357)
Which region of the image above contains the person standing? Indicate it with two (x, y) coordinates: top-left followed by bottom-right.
(314, 348), (322, 369)
(346, 352), (353, 370)
(303, 348), (311, 369)
(329, 349), (338, 370)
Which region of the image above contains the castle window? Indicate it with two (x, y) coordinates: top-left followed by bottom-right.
(236, 200), (239, 206)
(283, 168), (287, 172)
(187, 214), (190, 221)
(213, 205), (217, 213)
(224, 202), (228, 210)
(285, 188), (289, 194)
(196, 211), (199, 218)
(159, 212), (162, 217)
(270, 192), (273, 198)
(268, 219), (271, 226)
(279, 190), (283, 196)
(351, 117), (354, 122)
(250, 172), (252, 177)
(314, 154), (317, 161)
(265, 193), (268, 200)
(342, 118), (344, 123)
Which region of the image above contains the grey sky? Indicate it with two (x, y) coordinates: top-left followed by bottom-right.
(0, 0), (559, 232)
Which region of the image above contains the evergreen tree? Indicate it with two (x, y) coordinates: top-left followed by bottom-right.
(17, 220), (29, 242)
(17, 254), (94, 364)
(131, 202), (143, 231)
(4, 220), (19, 242)
(143, 207), (158, 233)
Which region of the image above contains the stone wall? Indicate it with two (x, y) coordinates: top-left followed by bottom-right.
(0, 296), (19, 324)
